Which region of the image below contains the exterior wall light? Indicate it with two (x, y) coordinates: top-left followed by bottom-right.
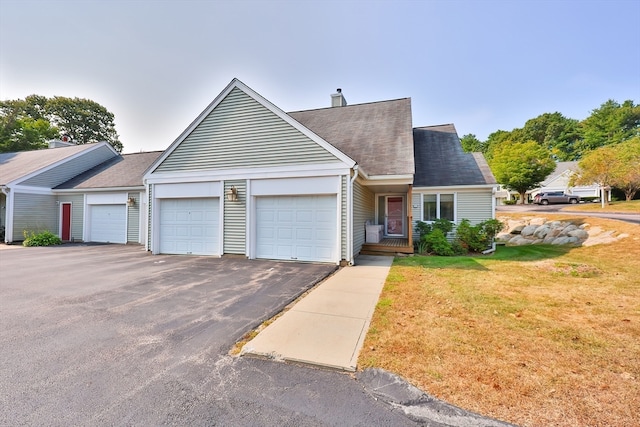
(127, 197), (136, 207)
(227, 186), (238, 202)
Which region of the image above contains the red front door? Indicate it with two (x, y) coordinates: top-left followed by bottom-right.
(386, 196), (404, 236)
(61, 203), (71, 241)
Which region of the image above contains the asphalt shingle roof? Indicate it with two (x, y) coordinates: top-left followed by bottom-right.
(56, 151), (163, 189)
(289, 98), (414, 176)
(0, 144), (99, 185)
(413, 124), (496, 187)
(541, 161), (578, 186)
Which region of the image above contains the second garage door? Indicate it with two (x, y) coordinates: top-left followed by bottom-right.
(89, 204), (127, 243)
(256, 195), (337, 263)
(159, 198), (219, 255)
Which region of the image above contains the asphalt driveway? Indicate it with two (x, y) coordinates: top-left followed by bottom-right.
(0, 244), (418, 426)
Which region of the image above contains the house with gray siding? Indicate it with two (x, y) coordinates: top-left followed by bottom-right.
(55, 151), (162, 245)
(1, 79), (497, 262)
(144, 78), (497, 265)
(0, 141), (160, 245)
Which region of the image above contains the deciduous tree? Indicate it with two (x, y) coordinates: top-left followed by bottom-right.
(573, 145), (619, 206)
(612, 137), (640, 201)
(0, 95), (122, 153)
(489, 140), (556, 204)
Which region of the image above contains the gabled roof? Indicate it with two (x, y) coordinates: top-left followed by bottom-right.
(288, 98), (414, 177)
(413, 124), (496, 187)
(146, 78), (356, 176)
(0, 143), (101, 186)
(56, 151), (163, 190)
(541, 161), (578, 186)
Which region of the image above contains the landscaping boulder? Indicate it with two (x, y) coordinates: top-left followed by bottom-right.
(497, 216), (627, 248)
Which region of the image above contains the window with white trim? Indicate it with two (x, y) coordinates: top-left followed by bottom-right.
(422, 193), (455, 221)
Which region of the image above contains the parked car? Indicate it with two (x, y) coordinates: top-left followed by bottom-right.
(533, 192), (580, 205)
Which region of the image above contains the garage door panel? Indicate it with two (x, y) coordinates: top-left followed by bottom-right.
(256, 195), (337, 263)
(296, 228), (312, 240)
(159, 198), (219, 255)
(278, 227), (293, 240)
(90, 205), (126, 244)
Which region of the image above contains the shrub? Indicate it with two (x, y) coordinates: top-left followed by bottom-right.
(503, 199), (517, 205)
(415, 221), (433, 240)
(455, 219), (504, 253)
(423, 228), (454, 256)
(416, 219), (456, 256)
(23, 230), (62, 247)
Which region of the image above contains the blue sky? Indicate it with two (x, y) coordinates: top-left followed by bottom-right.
(1, 0), (639, 153)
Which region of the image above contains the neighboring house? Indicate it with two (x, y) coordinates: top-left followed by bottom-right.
(0, 141), (160, 244)
(55, 151), (162, 245)
(530, 161), (608, 201)
(143, 78), (497, 264)
(412, 125), (497, 226)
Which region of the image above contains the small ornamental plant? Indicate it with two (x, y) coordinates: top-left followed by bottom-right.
(23, 230), (62, 247)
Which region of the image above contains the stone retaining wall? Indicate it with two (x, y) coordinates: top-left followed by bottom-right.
(496, 217), (628, 247)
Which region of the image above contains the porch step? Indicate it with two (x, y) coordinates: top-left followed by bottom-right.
(361, 243), (414, 256)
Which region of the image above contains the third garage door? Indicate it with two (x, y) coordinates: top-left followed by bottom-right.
(159, 198), (219, 255)
(256, 195), (337, 263)
(89, 204), (127, 244)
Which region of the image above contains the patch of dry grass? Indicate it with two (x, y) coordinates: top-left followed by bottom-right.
(564, 199), (640, 213)
(360, 215), (640, 427)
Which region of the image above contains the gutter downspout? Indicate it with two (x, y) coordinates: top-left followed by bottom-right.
(482, 186), (499, 254)
(347, 165), (359, 266)
(1, 186), (11, 243)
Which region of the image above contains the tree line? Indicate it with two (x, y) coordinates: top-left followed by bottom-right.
(0, 95), (122, 153)
(460, 99), (640, 203)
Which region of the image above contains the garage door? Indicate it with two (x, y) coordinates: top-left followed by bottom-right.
(159, 198), (219, 255)
(90, 204), (127, 243)
(256, 195), (337, 263)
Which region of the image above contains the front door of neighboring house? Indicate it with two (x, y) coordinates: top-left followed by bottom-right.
(386, 196), (404, 236)
(61, 203), (71, 241)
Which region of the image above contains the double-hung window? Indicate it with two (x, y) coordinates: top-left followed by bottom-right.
(422, 193), (455, 222)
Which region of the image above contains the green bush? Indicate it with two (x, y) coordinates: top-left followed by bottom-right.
(503, 199), (517, 205)
(423, 228), (454, 256)
(416, 219), (456, 256)
(415, 218), (503, 256)
(23, 230), (62, 247)
(455, 219), (504, 253)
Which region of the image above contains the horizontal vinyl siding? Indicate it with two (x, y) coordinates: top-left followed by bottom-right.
(457, 191), (494, 224)
(223, 180), (246, 255)
(411, 192), (422, 233)
(57, 194), (84, 241)
(127, 192), (140, 243)
(156, 87), (339, 172)
(13, 193), (57, 240)
(353, 180), (374, 256)
(21, 146), (117, 188)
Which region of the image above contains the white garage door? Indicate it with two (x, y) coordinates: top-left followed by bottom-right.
(159, 198), (219, 255)
(256, 195), (337, 263)
(90, 204), (127, 243)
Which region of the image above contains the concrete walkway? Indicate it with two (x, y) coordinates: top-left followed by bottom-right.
(241, 255), (393, 371)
